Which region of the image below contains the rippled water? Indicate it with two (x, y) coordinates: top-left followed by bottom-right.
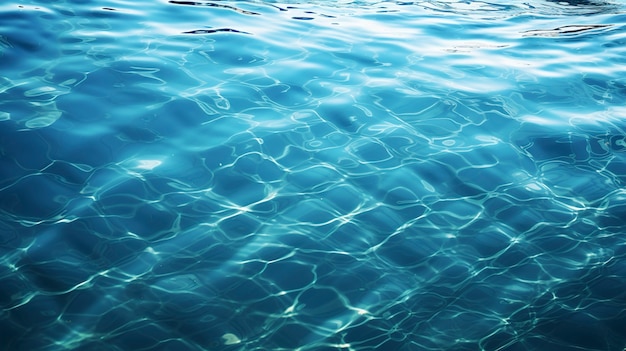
(1, 0), (626, 350)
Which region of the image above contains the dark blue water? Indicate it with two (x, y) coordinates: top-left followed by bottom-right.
(1, 0), (626, 350)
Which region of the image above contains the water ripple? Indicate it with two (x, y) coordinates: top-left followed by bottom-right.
(1, 1), (626, 350)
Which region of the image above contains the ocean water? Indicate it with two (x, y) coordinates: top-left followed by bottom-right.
(1, 0), (626, 350)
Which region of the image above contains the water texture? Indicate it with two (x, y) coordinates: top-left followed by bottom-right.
(1, 0), (626, 350)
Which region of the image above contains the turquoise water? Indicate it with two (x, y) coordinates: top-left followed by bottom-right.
(1, 0), (626, 350)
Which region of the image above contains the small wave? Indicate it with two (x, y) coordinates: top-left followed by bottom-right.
(522, 24), (612, 37)
(168, 0), (261, 15)
(183, 27), (251, 34)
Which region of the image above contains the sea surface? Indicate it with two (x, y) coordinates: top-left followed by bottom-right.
(1, 0), (626, 350)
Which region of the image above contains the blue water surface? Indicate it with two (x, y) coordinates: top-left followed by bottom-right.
(1, 0), (626, 350)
